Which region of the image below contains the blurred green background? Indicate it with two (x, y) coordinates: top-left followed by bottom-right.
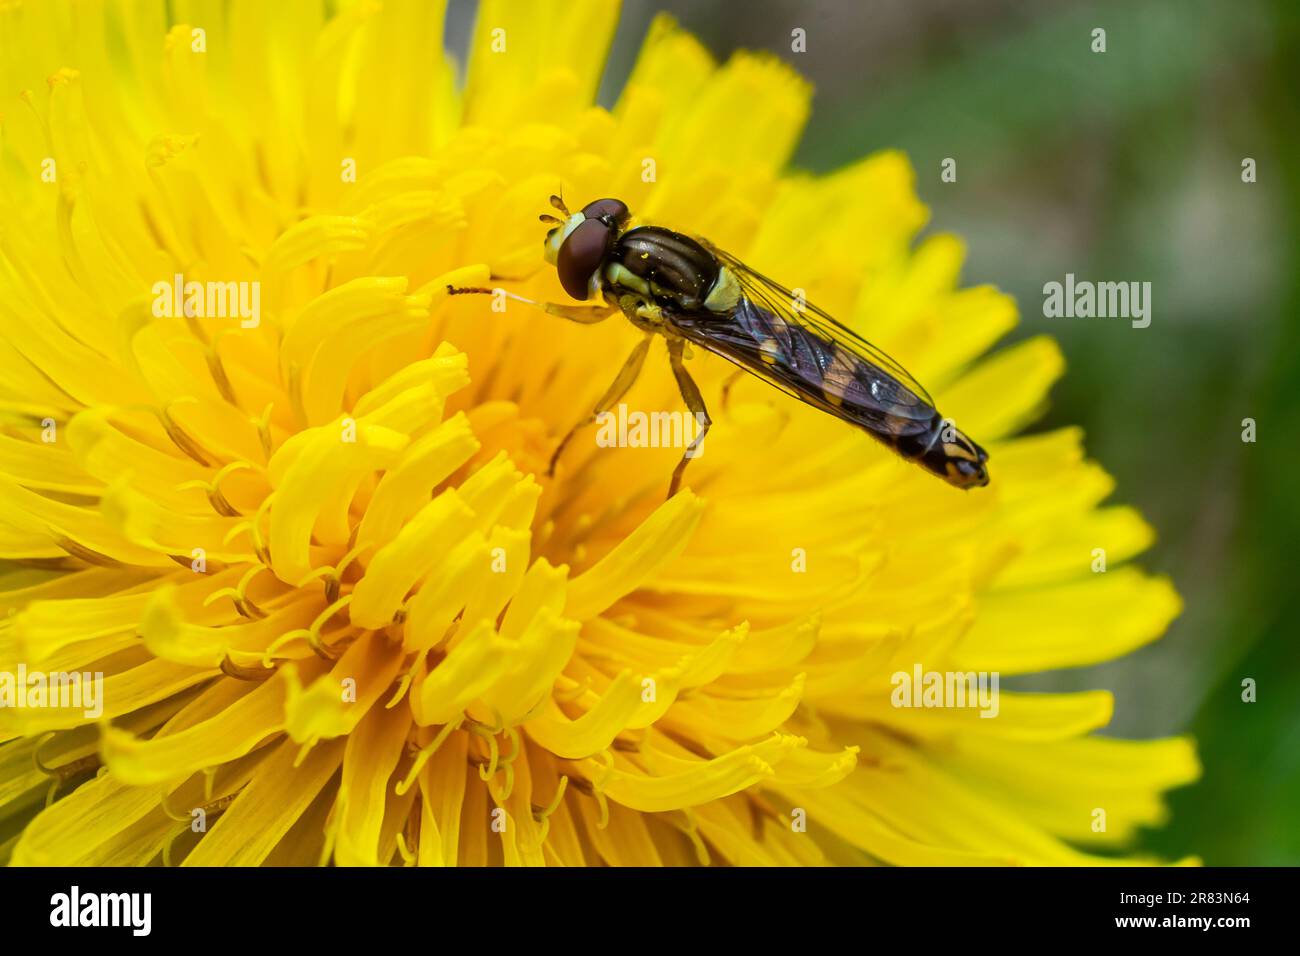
(452, 0), (1299, 864)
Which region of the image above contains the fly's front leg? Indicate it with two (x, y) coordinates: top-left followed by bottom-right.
(548, 333), (654, 477)
(667, 338), (711, 499)
(445, 286), (614, 324)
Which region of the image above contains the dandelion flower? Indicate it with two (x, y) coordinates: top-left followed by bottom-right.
(0, 0), (1197, 866)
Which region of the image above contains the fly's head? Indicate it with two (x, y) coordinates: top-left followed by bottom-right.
(541, 196), (631, 300)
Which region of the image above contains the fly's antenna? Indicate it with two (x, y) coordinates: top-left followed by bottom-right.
(549, 192), (570, 217)
(539, 213), (564, 225)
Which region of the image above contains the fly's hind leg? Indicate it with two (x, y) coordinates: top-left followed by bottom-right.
(667, 338), (712, 499)
(445, 286), (614, 325)
(548, 333), (654, 477)
(720, 368), (745, 412)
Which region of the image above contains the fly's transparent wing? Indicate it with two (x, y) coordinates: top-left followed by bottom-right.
(703, 241), (935, 407)
(670, 243), (939, 438)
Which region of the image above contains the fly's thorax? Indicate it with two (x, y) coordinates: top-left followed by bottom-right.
(703, 266), (742, 312)
(606, 227), (720, 310)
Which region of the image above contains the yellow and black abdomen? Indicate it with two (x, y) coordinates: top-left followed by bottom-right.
(672, 289), (991, 489)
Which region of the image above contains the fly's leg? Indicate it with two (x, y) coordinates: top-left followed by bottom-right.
(548, 334), (654, 477)
(667, 338), (711, 499)
(720, 368), (745, 411)
(446, 286), (614, 324)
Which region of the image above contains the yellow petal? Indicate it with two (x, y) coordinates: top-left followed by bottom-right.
(100, 668), (294, 785)
(565, 490), (705, 619)
(182, 738), (345, 866)
(955, 568), (1182, 673)
(333, 702), (411, 866)
(283, 632), (403, 746)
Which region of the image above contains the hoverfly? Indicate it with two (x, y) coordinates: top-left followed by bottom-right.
(449, 196), (989, 497)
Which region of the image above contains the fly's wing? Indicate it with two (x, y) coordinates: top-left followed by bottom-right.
(672, 245), (939, 438)
(704, 242), (935, 404)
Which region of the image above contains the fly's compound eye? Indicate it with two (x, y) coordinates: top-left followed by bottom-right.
(557, 216), (612, 300)
(580, 198), (630, 228)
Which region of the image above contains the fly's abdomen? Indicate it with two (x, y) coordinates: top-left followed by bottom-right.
(689, 295), (990, 489)
(606, 226), (720, 309)
(778, 321), (991, 489)
(895, 417), (991, 489)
